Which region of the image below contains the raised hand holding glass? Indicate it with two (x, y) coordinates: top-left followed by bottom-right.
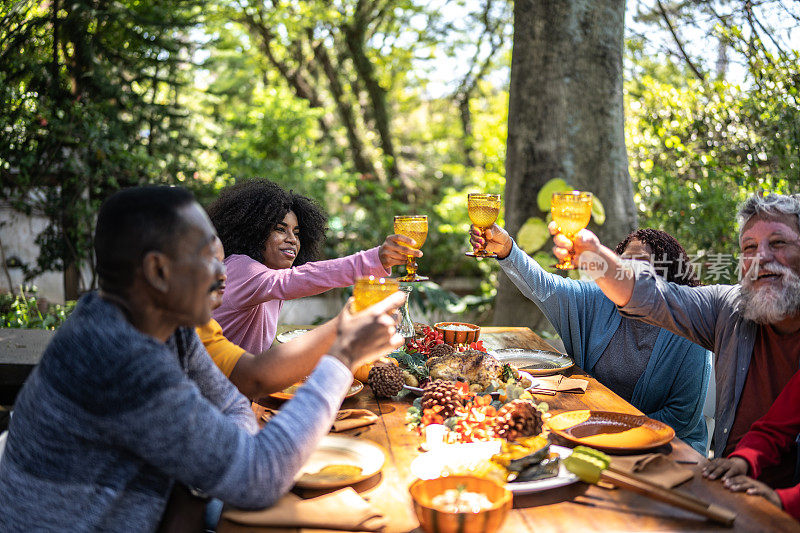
(466, 193), (501, 258)
(551, 191), (593, 269)
(394, 215), (429, 282)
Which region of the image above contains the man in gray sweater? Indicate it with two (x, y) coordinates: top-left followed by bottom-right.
(550, 193), (800, 488)
(0, 186), (405, 531)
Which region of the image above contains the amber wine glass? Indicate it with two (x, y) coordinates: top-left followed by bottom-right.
(393, 215), (429, 282)
(352, 276), (400, 312)
(465, 193), (501, 258)
(551, 191), (593, 269)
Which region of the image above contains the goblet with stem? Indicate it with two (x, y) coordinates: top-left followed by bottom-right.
(394, 215), (429, 282)
(465, 193), (501, 258)
(551, 191), (593, 269)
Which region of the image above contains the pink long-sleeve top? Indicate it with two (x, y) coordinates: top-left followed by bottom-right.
(213, 247), (389, 354)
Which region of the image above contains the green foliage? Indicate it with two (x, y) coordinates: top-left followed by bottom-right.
(199, 1), (513, 285)
(2, 0), (517, 306)
(391, 348), (429, 381)
(516, 218), (550, 255)
(536, 178), (571, 211)
(0, 0), (213, 290)
(625, 29), (800, 283)
(0, 288), (75, 329)
(6, 0), (797, 320)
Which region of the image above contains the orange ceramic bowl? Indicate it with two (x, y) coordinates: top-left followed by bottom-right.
(409, 475), (512, 533)
(434, 322), (481, 346)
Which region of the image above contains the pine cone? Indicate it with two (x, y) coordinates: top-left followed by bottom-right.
(367, 363), (405, 397)
(421, 379), (463, 419)
(428, 343), (455, 359)
(493, 400), (542, 441)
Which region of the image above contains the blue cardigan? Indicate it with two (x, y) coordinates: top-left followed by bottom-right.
(499, 242), (712, 453)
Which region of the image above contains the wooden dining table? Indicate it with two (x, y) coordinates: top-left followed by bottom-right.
(218, 326), (800, 533)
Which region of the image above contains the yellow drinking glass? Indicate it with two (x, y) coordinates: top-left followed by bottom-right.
(394, 215), (429, 282)
(551, 191), (593, 269)
(352, 276), (400, 312)
(466, 193), (501, 258)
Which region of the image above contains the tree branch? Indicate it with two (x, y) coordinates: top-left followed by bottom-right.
(343, 0), (411, 196)
(310, 31), (377, 180)
(239, 9), (332, 137)
(656, 0), (705, 81)
(452, 0), (506, 167)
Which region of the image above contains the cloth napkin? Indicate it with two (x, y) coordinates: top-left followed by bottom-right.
(530, 375), (588, 395)
(222, 488), (386, 531)
(331, 409), (379, 432)
(610, 453), (694, 488)
(260, 408), (378, 433)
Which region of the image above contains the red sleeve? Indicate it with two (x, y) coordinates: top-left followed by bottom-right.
(776, 486), (800, 521)
(728, 370), (800, 479)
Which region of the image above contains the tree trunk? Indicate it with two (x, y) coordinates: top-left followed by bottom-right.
(493, 0), (637, 331)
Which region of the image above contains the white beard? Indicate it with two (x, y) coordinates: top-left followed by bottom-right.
(740, 261), (800, 324)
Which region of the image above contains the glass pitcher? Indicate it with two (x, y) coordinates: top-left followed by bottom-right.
(397, 285), (415, 338)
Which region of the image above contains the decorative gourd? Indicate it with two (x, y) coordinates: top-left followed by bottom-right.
(354, 357), (399, 382)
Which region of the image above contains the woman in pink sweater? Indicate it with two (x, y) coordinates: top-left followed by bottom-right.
(208, 179), (419, 353)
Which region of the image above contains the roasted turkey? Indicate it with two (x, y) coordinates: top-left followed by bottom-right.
(425, 348), (507, 388)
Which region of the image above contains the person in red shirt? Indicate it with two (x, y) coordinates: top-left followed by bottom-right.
(703, 369), (800, 521)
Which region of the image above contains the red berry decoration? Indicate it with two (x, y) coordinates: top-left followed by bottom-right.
(404, 325), (445, 357)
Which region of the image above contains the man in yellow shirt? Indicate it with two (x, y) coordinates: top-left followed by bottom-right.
(196, 242), (343, 398)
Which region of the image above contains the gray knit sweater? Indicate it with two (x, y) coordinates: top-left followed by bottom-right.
(0, 292), (351, 532)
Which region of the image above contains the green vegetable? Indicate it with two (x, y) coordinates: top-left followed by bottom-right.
(563, 446), (611, 484)
(405, 406), (422, 428)
(444, 416), (459, 430)
(392, 348), (430, 381)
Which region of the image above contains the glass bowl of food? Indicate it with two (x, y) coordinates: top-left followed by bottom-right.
(409, 475), (512, 533)
(433, 322), (481, 346)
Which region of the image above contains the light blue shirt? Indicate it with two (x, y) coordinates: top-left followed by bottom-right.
(498, 242), (712, 453)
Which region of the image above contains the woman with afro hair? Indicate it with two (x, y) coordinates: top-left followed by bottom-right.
(206, 179), (418, 355)
(470, 224), (713, 454)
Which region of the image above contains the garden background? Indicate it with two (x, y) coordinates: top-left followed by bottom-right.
(1, 0), (798, 334)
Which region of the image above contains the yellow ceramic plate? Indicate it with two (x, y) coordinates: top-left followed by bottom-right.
(295, 435), (386, 489)
(547, 410), (675, 452)
(270, 380), (364, 401)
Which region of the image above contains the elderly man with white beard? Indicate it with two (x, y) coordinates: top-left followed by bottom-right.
(548, 193), (800, 481)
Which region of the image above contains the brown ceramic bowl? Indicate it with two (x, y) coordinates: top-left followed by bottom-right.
(409, 475), (512, 533)
(433, 322), (481, 346)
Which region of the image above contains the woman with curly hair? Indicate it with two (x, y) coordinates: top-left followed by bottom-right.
(206, 179), (418, 354)
(613, 228), (701, 287)
(470, 224), (713, 453)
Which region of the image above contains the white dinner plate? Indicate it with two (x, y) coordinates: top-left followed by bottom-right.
(276, 329), (310, 343)
(490, 348), (574, 376)
(403, 370), (540, 396)
(295, 435), (386, 489)
(410, 441), (578, 494)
